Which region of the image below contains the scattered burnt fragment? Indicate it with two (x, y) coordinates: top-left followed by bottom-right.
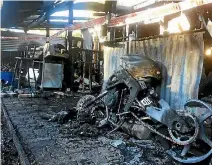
(43, 107), (77, 124)
(77, 123), (99, 137)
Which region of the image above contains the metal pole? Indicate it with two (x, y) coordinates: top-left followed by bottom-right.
(89, 63), (92, 92)
(12, 58), (18, 88)
(126, 24), (130, 54)
(88, 51), (92, 91)
(40, 10), (50, 90)
(27, 61), (30, 88)
(82, 62), (85, 92)
(68, 1), (74, 89)
(65, 30), (68, 50)
(46, 10), (50, 42)
(32, 61), (37, 89)
(32, 46), (36, 88)
(106, 1), (116, 42)
(18, 59), (22, 89)
(123, 25), (126, 42)
(135, 24), (138, 39)
(32, 46), (36, 58)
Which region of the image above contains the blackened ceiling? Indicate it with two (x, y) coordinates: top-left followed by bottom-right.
(1, 1), (111, 30)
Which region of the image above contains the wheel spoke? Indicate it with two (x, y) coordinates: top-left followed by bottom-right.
(199, 131), (212, 147)
(181, 144), (191, 156)
(169, 99), (212, 163)
(167, 149), (212, 163)
(198, 110), (212, 147)
(199, 111), (212, 123)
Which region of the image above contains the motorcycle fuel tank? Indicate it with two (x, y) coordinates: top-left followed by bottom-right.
(121, 55), (162, 81)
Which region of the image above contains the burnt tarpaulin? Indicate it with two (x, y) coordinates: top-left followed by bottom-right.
(104, 32), (204, 109)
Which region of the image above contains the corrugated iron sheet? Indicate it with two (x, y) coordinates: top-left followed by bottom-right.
(1, 31), (65, 51)
(103, 45), (126, 89)
(104, 32), (204, 109)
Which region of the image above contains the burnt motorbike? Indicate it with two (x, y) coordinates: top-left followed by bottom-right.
(76, 55), (212, 164)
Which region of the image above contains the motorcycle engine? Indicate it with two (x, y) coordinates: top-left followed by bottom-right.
(104, 88), (119, 108)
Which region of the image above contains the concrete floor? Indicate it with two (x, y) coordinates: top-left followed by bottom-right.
(2, 96), (181, 165)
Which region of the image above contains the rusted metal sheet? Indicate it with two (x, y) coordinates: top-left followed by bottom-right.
(130, 33), (204, 109)
(103, 45), (127, 89)
(104, 32), (204, 109)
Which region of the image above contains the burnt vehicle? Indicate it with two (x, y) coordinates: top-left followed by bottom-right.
(76, 55), (212, 164)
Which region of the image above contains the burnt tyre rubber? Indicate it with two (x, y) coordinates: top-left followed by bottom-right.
(76, 95), (95, 123)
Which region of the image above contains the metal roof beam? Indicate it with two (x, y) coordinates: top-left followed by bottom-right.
(27, 25), (66, 29)
(26, 1), (70, 30)
(49, 16), (90, 20)
(26, 1), (106, 30)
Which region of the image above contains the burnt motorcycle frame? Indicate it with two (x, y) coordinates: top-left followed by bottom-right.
(78, 66), (212, 164)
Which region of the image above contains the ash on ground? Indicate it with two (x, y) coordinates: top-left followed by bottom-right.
(45, 107), (180, 165)
(1, 111), (20, 165)
(2, 96), (184, 165)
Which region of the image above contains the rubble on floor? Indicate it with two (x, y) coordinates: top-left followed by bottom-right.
(58, 118), (180, 165)
(1, 97), (183, 165)
(1, 111), (20, 165)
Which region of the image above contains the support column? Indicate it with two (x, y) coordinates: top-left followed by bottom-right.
(111, 1), (116, 41)
(135, 24), (138, 39)
(93, 36), (99, 68)
(68, 1), (74, 89)
(46, 10), (50, 43)
(65, 30), (68, 50)
(68, 1), (73, 51)
(106, 1), (116, 41)
(41, 10), (50, 90)
(122, 25), (126, 41)
(126, 24), (129, 53)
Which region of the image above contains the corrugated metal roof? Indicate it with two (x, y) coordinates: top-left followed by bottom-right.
(1, 30), (65, 51)
(1, 1), (107, 29)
